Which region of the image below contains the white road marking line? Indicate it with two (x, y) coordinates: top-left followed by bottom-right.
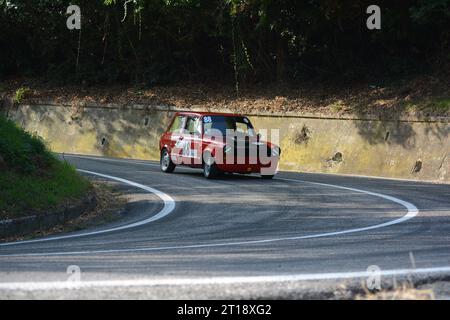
(277, 177), (419, 231)
(65, 154), (199, 171)
(0, 170), (176, 247)
(280, 168), (450, 185)
(64, 154), (161, 167)
(0, 174), (418, 256)
(0, 266), (449, 290)
(65, 153), (448, 185)
(0, 156), (431, 288)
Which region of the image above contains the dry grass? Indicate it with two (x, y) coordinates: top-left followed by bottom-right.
(356, 281), (436, 300)
(1, 74), (449, 118)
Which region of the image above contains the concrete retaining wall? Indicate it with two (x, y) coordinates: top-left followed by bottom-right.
(5, 101), (450, 182)
(0, 194), (96, 238)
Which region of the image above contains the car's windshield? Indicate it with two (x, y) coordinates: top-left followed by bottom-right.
(203, 116), (256, 136)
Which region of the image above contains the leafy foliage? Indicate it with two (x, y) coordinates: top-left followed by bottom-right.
(0, 0), (449, 86)
(0, 115), (90, 218)
(0, 115), (55, 174)
(13, 87), (30, 103)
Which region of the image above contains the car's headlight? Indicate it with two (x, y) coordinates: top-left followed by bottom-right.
(224, 145), (232, 153)
(271, 147), (280, 157)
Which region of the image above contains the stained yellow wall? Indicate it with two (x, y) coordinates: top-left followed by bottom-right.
(9, 103), (450, 182)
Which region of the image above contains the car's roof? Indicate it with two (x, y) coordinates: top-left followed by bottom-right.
(175, 111), (246, 117)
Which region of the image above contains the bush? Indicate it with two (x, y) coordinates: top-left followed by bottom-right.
(13, 87), (30, 104)
(0, 116), (90, 218)
(0, 115), (54, 174)
(0, 160), (91, 219)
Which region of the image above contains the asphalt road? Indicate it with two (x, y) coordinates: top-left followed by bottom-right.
(0, 154), (450, 299)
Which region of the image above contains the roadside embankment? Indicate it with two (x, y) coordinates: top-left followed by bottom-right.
(0, 115), (96, 238)
(3, 100), (450, 182)
(0, 193), (96, 239)
(0, 179), (127, 242)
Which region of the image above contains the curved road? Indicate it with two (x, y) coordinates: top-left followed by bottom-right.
(1, 154), (450, 299)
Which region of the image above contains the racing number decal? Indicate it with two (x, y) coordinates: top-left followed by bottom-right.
(183, 141), (197, 158)
(175, 137), (197, 158)
(203, 116), (212, 123)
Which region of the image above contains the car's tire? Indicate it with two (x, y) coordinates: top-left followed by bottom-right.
(203, 154), (221, 179)
(160, 149), (176, 173)
(261, 174), (274, 179)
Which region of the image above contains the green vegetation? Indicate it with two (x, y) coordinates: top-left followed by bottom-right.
(0, 1), (448, 117)
(0, 1), (449, 87)
(429, 98), (450, 111)
(0, 116), (90, 219)
(399, 97), (450, 114)
(13, 87), (30, 104)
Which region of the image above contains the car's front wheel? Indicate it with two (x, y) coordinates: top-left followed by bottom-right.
(160, 149), (176, 173)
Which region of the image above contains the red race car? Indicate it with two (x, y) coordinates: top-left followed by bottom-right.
(159, 112), (281, 179)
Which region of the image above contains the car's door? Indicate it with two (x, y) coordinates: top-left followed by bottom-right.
(165, 114), (187, 165)
(180, 115), (203, 166)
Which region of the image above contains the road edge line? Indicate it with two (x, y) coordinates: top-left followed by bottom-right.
(0, 170), (176, 247)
